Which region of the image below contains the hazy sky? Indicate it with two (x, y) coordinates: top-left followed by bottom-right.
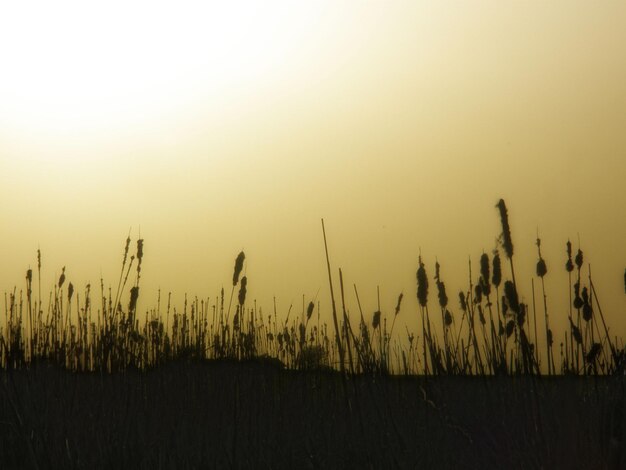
(1, 1), (625, 346)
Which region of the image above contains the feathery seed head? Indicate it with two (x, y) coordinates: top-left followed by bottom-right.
(496, 199), (514, 258)
(586, 343), (602, 363)
(573, 281), (583, 309)
(58, 267), (66, 289)
(372, 310), (381, 329)
(480, 277), (491, 297)
(536, 258), (547, 278)
(136, 239), (144, 261)
(480, 253), (490, 289)
(306, 301), (314, 321)
(492, 252), (502, 288)
(395, 293), (403, 316)
(238, 276), (248, 305)
(233, 251), (245, 286)
(129, 286), (139, 313)
(458, 291), (467, 312)
(122, 235), (131, 266)
(503, 280), (519, 314)
(416, 257), (429, 307)
(575, 249), (583, 270)
(474, 284), (482, 304)
(299, 323), (306, 343)
(569, 318), (582, 345)
(437, 280), (448, 308)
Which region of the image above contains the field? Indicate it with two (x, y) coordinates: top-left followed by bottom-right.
(1, 199), (625, 468)
(1, 361), (624, 469)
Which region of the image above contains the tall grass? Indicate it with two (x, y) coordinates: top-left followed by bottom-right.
(1, 199), (624, 377)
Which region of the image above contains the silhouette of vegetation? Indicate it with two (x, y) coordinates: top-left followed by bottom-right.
(1, 199), (624, 376)
(0, 199), (624, 468)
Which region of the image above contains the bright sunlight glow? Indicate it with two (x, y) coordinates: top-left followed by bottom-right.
(0, 1), (318, 136)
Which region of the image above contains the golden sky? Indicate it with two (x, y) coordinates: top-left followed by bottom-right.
(1, 1), (625, 345)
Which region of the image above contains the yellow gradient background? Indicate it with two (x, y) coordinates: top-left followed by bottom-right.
(1, 1), (625, 352)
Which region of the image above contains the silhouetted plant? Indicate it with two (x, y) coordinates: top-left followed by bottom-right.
(1, 201), (623, 378)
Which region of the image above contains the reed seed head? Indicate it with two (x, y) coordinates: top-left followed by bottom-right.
(496, 199), (514, 258)
(573, 282), (583, 309)
(582, 302), (592, 322)
(575, 249), (583, 270)
(480, 253), (489, 282)
(458, 291), (467, 312)
(306, 301), (314, 321)
(569, 318), (582, 345)
(416, 257), (429, 307)
(395, 293), (403, 316)
(480, 277), (491, 297)
(372, 310), (381, 329)
(238, 276), (248, 305)
(437, 281), (448, 309)
(503, 280), (519, 314)
(480, 254), (491, 296)
(535, 237), (548, 276)
(58, 267), (66, 289)
(565, 240), (574, 272)
(233, 251), (245, 286)
(536, 258), (547, 278)
(492, 252), (502, 288)
(478, 305), (486, 325)
(136, 239), (144, 262)
(233, 308), (239, 329)
(123, 235), (131, 266)
(129, 286), (139, 313)
(474, 284), (482, 304)
(585, 343), (602, 363)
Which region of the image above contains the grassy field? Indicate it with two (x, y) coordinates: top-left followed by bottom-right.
(1, 199), (625, 468)
(1, 361), (624, 469)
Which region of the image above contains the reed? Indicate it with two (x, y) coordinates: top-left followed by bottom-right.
(0, 200), (623, 378)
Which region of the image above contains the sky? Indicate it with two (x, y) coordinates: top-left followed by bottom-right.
(1, 1), (625, 356)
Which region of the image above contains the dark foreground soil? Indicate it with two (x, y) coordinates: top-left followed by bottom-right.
(1, 361), (624, 469)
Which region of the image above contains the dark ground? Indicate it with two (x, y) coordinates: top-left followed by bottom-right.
(1, 361), (624, 469)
